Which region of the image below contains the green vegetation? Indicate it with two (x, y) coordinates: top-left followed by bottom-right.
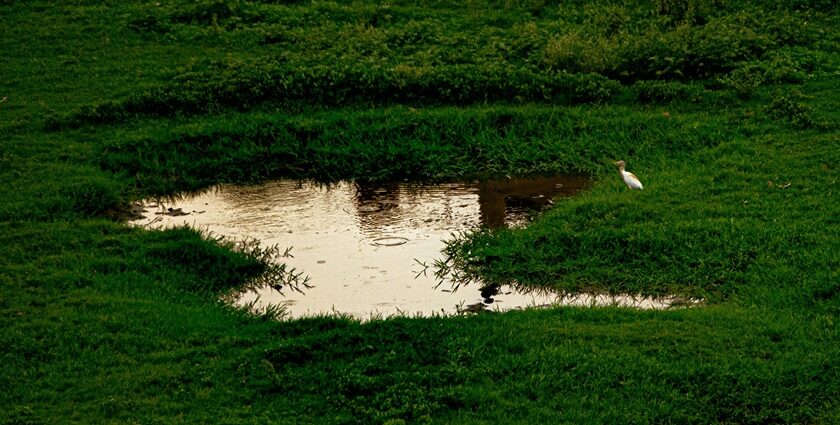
(2, 0), (839, 423)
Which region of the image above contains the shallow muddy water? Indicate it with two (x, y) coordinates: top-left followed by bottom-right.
(132, 177), (687, 319)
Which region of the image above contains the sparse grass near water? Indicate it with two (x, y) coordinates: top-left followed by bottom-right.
(2, 0), (839, 423)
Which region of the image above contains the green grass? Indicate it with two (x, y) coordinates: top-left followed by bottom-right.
(2, 0), (839, 423)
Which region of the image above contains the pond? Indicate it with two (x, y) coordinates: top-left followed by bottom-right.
(131, 176), (684, 319)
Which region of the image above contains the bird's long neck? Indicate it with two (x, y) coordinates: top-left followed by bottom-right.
(618, 163), (625, 173)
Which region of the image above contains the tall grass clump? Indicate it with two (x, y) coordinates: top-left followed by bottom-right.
(142, 227), (309, 295)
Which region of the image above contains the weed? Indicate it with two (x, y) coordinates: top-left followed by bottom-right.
(765, 89), (822, 128)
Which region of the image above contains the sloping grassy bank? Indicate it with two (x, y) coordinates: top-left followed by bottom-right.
(2, 0), (839, 423)
(436, 123), (840, 304)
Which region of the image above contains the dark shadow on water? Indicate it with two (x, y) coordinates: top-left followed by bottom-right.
(348, 175), (591, 231)
(475, 176), (589, 228)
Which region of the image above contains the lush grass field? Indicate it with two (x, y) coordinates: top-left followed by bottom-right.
(2, 0), (839, 423)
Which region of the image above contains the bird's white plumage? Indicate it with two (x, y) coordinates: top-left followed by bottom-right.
(614, 160), (643, 189)
(621, 170), (643, 189)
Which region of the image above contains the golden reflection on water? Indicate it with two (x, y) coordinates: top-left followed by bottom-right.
(130, 176), (685, 319)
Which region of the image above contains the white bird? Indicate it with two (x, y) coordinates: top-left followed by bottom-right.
(614, 160), (643, 190)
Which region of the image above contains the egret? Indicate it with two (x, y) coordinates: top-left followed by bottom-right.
(613, 160), (643, 190)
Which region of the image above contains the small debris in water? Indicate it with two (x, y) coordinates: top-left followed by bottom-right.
(458, 302), (490, 314)
(155, 207), (190, 217)
(127, 203), (148, 220)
